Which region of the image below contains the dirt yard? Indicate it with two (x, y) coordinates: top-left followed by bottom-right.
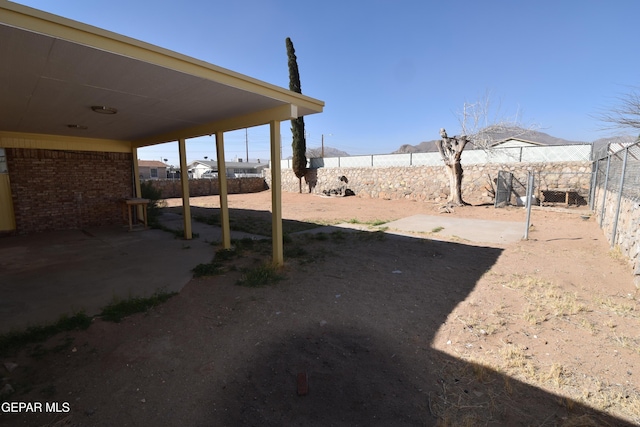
(1, 191), (639, 426)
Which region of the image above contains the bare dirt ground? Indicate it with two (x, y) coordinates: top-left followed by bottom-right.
(2, 191), (639, 426)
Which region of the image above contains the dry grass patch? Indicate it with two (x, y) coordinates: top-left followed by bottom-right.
(429, 358), (509, 427)
(454, 312), (505, 337)
(498, 343), (536, 379)
(449, 273), (640, 424)
(595, 294), (638, 318)
(541, 363), (568, 387)
(504, 275), (588, 324)
(609, 246), (630, 264)
(612, 333), (640, 354)
(581, 381), (640, 419)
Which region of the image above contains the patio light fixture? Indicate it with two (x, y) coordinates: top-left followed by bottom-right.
(91, 105), (118, 114)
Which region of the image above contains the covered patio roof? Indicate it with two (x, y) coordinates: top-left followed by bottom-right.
(0, 1), (323, 143)
(0, 1), (324, 265)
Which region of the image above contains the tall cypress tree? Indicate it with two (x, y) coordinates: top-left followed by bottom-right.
(286, 37), (306, 193)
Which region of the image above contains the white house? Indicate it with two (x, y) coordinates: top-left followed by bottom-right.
(187, 159), (267, 178)
(491, 138), (544, 149)
(187, 160), (217, 179)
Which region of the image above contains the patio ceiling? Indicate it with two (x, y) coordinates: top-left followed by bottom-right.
(0, 2), (324, 147)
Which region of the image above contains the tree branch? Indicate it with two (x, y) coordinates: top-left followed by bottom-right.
(598, 88), (640, 131)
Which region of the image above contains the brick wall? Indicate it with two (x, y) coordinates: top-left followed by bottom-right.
(146, 177), (267, 199)
(7, 148), (133, 233)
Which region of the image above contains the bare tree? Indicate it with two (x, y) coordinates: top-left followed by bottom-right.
(436, 129), (470, 206)
(437, 94), (534, 206)
(598, 87), (640, 131)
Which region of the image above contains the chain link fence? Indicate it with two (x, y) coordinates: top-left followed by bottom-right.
(536, 171), (592, 206)
(494, 170), (592, 207)
(287, 144), (592, 170)
(591, 139), (640, 285)
(593, 140), (640, 204)
(592, 139), (640, 237)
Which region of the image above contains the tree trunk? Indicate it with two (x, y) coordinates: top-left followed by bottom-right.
(445, 161), (465, 205)
(437, 129), (469, 206)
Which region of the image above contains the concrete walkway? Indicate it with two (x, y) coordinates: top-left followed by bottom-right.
(295, 215), (525, 245)
(384, 214), (525, 244)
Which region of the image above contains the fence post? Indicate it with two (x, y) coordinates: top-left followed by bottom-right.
(371, 155), (374, 167)
(410, 152), (413, 166)
(610, 146), (629, 248)
(589, 159), (599, 211)
(524, 172), (534, 240)
(599, 155), (611, 228)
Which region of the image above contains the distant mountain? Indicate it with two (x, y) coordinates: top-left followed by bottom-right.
(393, 128), (590, 154)
(394, 141), (439, 154)
(307, 146), (350, 158)
(285, 146), (350, 160)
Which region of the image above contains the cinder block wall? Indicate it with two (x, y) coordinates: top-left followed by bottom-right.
(7, 148), (133, 233)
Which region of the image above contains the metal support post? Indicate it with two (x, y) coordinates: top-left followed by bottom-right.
(599, 155), (611, 228)
(610, 147), (629, 247)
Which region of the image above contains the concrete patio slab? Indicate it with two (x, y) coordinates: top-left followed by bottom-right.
(0, 224), (217, 333)
(384, 214), (525, 244)
(293, 215), (524, 245)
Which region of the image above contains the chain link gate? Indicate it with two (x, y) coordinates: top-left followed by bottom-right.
(536, 171), (592, 206)
(495, 171), (530, 207)
(494, 171), (512, 207)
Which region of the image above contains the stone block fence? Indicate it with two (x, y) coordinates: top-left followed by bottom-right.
(265, 161), (593, 205)
(594, 189), (640, 287)
(268, 158), (640, 286)
(144, 156), (640, 287)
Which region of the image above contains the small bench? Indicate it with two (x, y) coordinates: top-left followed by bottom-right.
(120, 198), (150, 231)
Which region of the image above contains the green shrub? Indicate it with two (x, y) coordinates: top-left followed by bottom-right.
(0, 312), (92, 356)
(140, 181), (165, 223)
(236, 264), (284, 287)
(100, 291), (177, 323)
(192, 262), (224, 277)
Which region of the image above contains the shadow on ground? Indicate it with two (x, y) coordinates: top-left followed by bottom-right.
(163, 205), (326, 237)
(0, 225), (215, 333)
(210, 233), (632, 426)
(0, 213), (634, 426)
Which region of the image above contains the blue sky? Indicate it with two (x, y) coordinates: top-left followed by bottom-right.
(12, 0), (639, 166)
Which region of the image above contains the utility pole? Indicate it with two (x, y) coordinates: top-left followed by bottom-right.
(245, 128), (249, 162)
(321, 134), (331, 157)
